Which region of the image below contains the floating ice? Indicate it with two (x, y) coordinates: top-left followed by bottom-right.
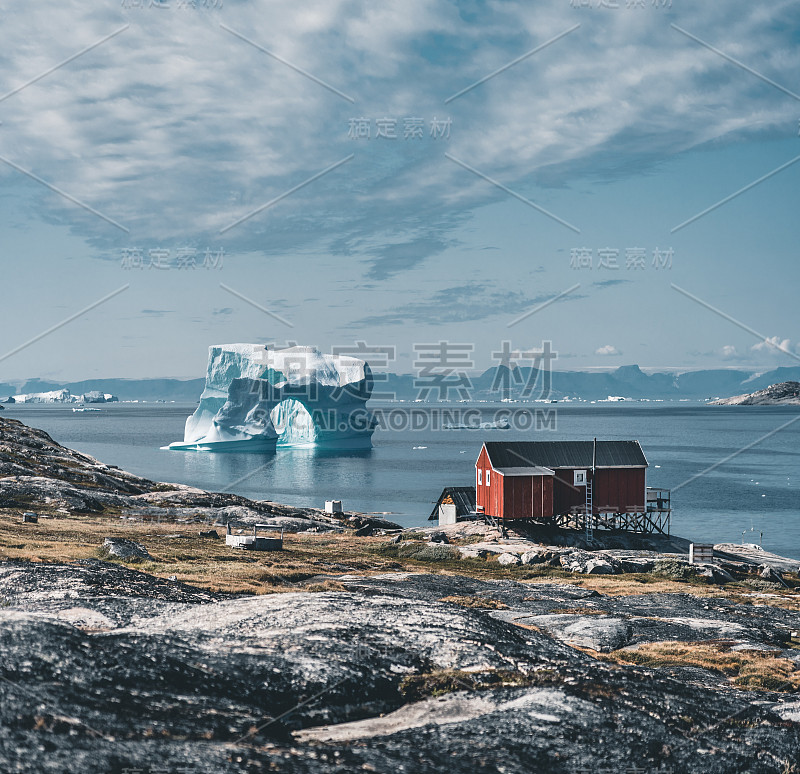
(167, 344), (375, 452)
(7, 389), (73, 404)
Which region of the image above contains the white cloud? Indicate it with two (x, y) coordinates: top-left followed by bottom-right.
(751, 336), (793, 356)
(720, 345), (739, 360)
(595, 344), (621, 356)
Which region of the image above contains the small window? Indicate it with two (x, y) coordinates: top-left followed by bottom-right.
(478, 469), (482, 485)
(485, 470), (490, 487)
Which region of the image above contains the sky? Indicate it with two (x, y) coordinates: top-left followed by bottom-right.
(0, 0), (799, 381)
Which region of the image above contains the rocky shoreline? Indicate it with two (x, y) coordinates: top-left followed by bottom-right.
(709, 381), (800, 406)
(1, 417), (799, 773)
(0, 416), (395, 534)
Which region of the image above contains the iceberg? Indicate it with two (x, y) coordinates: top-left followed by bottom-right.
(82, 391), (118, 403)
(167, 344), (376, 452)
(11, 389), (75, 404)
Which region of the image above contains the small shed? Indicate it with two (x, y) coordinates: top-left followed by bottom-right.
(428, 486), (476, 522)
(226, 523), (283, 551)
(475, 440), (663, 532)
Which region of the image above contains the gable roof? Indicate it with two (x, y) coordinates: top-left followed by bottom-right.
(429, 486), (476, 520)
(482, 440), (647, 469)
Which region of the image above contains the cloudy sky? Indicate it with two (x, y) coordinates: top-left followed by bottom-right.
(1, 0), (798, 381)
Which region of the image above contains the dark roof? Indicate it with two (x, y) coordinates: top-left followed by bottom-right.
(483, 440), (647, 470)
(429, 486), (476, 520)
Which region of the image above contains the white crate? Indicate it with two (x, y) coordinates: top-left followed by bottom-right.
(689, 543), (714, 565)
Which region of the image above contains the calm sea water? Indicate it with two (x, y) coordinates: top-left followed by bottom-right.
(5, 402), (800, 560)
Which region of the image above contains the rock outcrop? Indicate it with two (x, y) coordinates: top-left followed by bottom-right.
(0, 416), (396, 531)
(0, 563), (798, 773)
(101, 537), (152, 562)
(710, 380), (800, 405)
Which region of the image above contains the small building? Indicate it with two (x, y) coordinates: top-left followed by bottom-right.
(428, 486), (476, 524)
(226, 523), (283, 551)
(475, 440), (669, 534)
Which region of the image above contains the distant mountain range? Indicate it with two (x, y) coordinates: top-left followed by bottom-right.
(381, 365), (800, 402)
(3, 365), (800, 403)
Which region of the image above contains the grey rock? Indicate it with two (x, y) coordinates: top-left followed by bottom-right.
(101, 538), (151, 562)
(520, 549), (547, 565)
(560, 549), (618, 574)
(697, 564), (735, 584)
(523, 613), (632, 652)
(584, 558), (615, 575)
(458, 547), (489, 560)
(497, 552), (522, 567)
(616, 557), (656, 573)
(772, 701), (800, 722)
(759, 564), (787, 586)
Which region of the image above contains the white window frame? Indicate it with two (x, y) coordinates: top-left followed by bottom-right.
(485, 470), (490, 487)
(477, 469), (482, 485)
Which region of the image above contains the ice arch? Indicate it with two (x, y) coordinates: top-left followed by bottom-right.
(272, 399), (316, 447)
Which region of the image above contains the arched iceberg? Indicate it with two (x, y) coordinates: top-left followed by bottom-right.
(167, 344), (376, 451)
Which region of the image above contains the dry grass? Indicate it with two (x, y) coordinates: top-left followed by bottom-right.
(440, 595), (509, 610)
(399, 668), (560, 701)
(2, 509), (800, 612)
(548, 606), (606, 616)
(0, 510), (399, 595)
(600, 641), (800, 692)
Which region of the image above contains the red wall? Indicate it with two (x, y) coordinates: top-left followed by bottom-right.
(553, 470), (584, 514)
(502, 475), (552, 520)
(553, 468), (645, 514)
(594, 468), (645, 513)
(475, 446), (503, 518)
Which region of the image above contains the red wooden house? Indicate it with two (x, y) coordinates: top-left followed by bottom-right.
(475, 440), (661, 531)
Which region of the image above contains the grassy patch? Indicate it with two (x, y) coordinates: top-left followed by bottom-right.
(549, 607), (606, 616)
(400, 532), (427, 541)
(440, 595), (509, 610)
(3, 510), (800, 614)
(399, 668), (561, 701)
(397, 543), (462, 561)
(601, 641), (800, 692)
(0, 511), (396, 594)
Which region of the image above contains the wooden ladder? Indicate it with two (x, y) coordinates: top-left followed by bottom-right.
(585, 481), (593, 541)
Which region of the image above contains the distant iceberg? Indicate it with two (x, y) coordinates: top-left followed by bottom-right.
(8, 389), (74, 404)
(2, 389), (118, 404)
(167, 344), (376, 452)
